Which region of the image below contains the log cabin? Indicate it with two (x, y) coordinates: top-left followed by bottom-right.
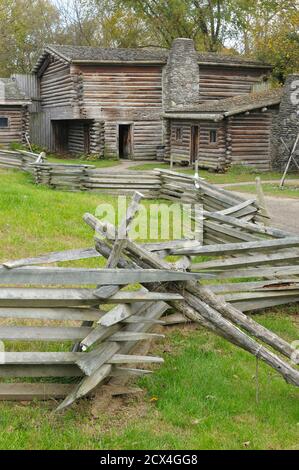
(0, 78), (31, 149)
(14, 38), (275, 168)
(163, 88), (283, 171)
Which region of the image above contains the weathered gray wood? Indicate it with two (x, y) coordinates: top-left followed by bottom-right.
(2, 247), (100, 269)
(203, 211), (293, 239)
(192, 250), (299, 271)
(0, 307), (103, 322)
(111, 367), (153, 377)
(0, 288), (183, 307)
(113, 236), (299, 372)
(213, 265), (299, 279)
(109, 354), (164, 364)
(0, 326), (93, 342)
(0, 266), (203, 285)
(108, 191), (143, 266)
(76, 342), (119, 376)
(0, 383), (74, 401)
(109, 332), (165, 342)
(56, 364), (112, 411)
(217, 199), (257, 216)
(99, 304), (133, 327)
(95, 192), (143, 300)
(0, 364), (83, 377)
(209, 280), (299, 294)
(3, 352), (83, 365)
(172, 237), (299, 256)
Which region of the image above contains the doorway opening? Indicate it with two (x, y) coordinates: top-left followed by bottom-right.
(190, 125), (199, 164)
(119, 124), (132, 159)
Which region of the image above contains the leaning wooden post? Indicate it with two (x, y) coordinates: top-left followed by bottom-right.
(256, 177), (271, 226)
(72, 192), (144, 353)
(93, 191), (144, 300)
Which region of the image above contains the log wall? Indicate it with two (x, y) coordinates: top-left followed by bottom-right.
(40, 58), (76, 109)
(78, 65), (163, 159)
(228, 111), (273, 170)
(0, 106), (27, 148)
(199, 66), (267, 101)
(68, 121), (89, 155)
(167, 120), (227, 170)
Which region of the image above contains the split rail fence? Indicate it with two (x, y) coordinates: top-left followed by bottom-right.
(0, 189), (298, 408)
(0, 150), (299, 410)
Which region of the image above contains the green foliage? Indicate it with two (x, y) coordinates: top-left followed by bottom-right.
(0, 0), (298, 84)
(0, 0), (64, 76)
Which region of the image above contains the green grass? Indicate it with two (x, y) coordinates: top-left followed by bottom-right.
(131, 162), (299, 185)
(0, 168), (298, 450)
(47, 156), (119, 169)
(226, 183), (299, 199)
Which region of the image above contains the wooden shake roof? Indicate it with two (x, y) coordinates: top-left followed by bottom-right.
(163, 88), (283, 120)
(33, 44), (272, 72)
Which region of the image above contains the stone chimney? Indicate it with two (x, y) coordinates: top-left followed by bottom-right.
(164, 38), (200, 109)
(273, 74), (299, 170)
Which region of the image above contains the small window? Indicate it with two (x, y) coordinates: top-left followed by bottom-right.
(0, 117), (8, 128)
(175, 127), (182, 142)
(210, 129), (217, 144)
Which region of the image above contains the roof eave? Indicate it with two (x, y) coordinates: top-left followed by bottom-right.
(224, 99), (281, 117)
(163, 112), (224, 121)
(73, 59), (166, 66)
(198, 61), (272, 69)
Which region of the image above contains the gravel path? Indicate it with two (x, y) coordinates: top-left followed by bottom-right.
(234, 191), (299, 235)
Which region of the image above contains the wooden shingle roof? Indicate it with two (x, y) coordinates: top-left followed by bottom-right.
(33, 44), (272, 72)
(163, 88), (282, 120)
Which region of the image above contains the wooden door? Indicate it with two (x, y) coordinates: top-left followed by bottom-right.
(190, 126), (199, 164)
(119, 124), (132, 159)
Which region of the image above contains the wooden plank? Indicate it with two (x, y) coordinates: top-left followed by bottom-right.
(172, 237), (299, 257)
(0, 288), (183, 307)
(0, 383), (74, 401)
(0, 364), (83, 378)
(213, 265), (299, 279)
(0, 326), (93, 342)
(2, 247), (101, 269)
(56, 364), (111, 412)
(108, 354), (164, 364)
(0, 307), (103, 322)
(111, 367), (153, 377)
(0, 266), (202, 285)
(99, 304), (133, 328)
(3, 352), (83, 365)
(77, 342), (119, 376)
(192, 250), (299, 271)
(203, 211), (292, 239)
(109, 332), (164, 342)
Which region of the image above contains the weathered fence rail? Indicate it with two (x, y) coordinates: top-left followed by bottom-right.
(0, 149), (45, 170)
(0, 188), (298, 408)
(0, 150), (262, 224)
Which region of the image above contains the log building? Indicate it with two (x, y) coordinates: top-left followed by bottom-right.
(15, 39), (275, 166)
(163, 88), (282, 171)
(13, 38), (298, 172)
(0, 78), (30, 149)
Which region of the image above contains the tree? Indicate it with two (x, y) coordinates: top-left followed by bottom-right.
(0, 0), (63, 76)
(116, 0), (236, 52)
(230, 0), (299, 81)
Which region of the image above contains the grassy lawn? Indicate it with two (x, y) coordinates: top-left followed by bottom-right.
(0, 168), (298, 450)
(131, 162), (299, 185)
(226, 183), (299, 199)
(47, 155), (119, 169)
